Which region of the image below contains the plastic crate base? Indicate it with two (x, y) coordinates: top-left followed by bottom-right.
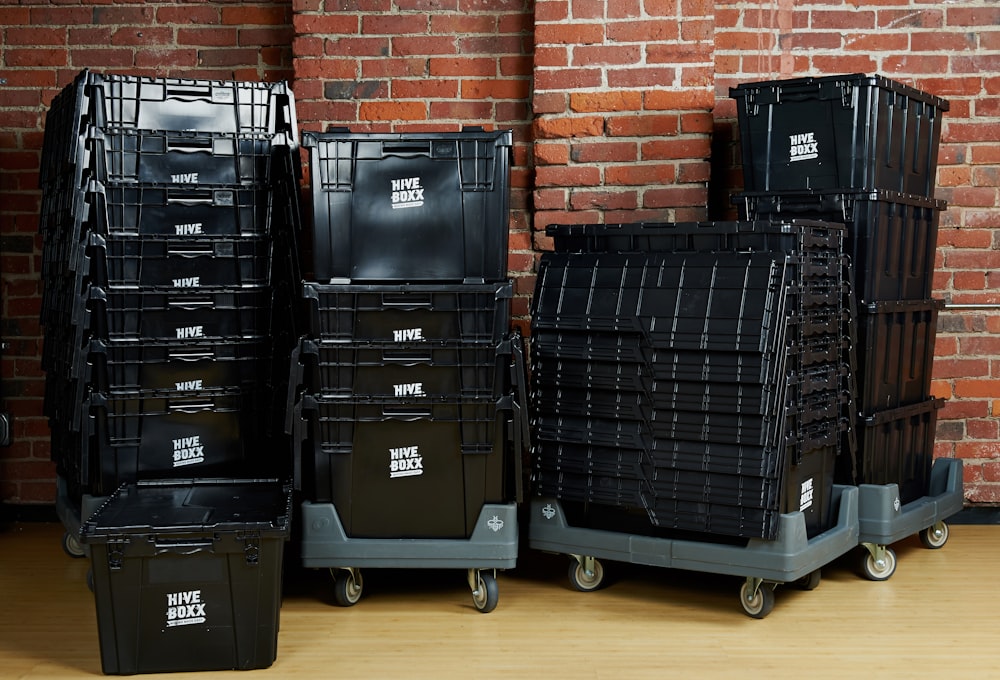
(299, 501), (518, 569)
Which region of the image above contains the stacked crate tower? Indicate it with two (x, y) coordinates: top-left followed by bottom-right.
(39, 70), (301, 555)
(731, 74), (950, 505)
(288, 128), (526, 612)
(530, 219), (856, 542)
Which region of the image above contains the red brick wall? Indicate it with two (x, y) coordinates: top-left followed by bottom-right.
(0, 1), (294, 503)
(3, 1), (1000, 507)
(712, 1), (1000, 503)
(289, 0), (535, 324)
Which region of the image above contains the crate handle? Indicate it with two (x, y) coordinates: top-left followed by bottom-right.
(165, 84), (213, 99)
(168, 349), (215, 362)
(167, 188), (215, 204)
(167, 242), (215, 257)
(166, 136), (213, 151)
(153, 538), (215, 553)
(168, 298), (214, 310)
(168, 401), (214, 413)
(382, 140), (432, 155)
(382, 405), (432, 418)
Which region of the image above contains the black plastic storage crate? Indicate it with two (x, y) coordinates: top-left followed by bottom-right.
(85, 338), (271, 394)
(730, 73), (949, 197)
(302, 280), (512, 344)
(737, 190), (945, 303)
(856, 398), (944, 505)
(92, 182), (273, 237)
(83, 391), (273, 496)
(294, 394), (510, 539)
(88, 128), (280, 187)
(303, 128), (512, 283)
(87, 71), (298, 137)
(80, 479), (292, 675)
(547, 219), (844, 257)
(90, 233), (273, 290)
(856, 298), (943, 414)
(294, 337), (509, 401)
(88, 286), (274, 342)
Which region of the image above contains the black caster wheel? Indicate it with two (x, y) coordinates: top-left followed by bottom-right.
(567, 557), (605, 592)
(331, 568), (363, 607)
(919, 522), (949, 550)
(740, 581), (775, 619)
(471, 570), (499, 614)
(861, 547), (897, 581)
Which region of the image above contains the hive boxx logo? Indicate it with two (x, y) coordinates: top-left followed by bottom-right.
(166, 590), (206, 627)
(788, 132), (819, 162)
(390, 177), (424, 209)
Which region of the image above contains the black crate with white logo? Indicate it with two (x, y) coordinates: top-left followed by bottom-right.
(80, 479), (292, 675)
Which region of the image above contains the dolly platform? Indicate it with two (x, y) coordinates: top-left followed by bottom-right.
(856, 457), (964, 580)
(300, 501), (518, 614)
(529, 485), (859, 618)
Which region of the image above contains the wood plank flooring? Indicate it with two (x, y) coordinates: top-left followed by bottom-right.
(1, 521), (998, 679)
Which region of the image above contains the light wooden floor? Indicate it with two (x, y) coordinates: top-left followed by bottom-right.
(1, 520), (998, 679)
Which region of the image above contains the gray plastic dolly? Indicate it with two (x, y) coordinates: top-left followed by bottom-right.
(529, 485), (859, 618)
(55, 475), (106, 560)
(856, 457), (964, 581)
(300, 501), (518, 613)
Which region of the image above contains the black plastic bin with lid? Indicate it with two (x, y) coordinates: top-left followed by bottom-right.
(303, 128), (512, 283)
(729, 73), (949, 198)
(79, 478), (292, 675)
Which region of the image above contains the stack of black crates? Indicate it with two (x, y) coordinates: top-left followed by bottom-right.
(288, 128), (525, 609)
(731, 73), (950, 505)
(39, 70), (298, 673)
(531, 220), (855, 542)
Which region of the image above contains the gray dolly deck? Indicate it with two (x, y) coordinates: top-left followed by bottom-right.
(855, 457), (964, 581)
(528, 485), (859, 618)
(300, 501), (518, 613)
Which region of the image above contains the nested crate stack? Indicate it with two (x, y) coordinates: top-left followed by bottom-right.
(288, 129), (526, 611)
(39, 70), (301, 547)
(731, 74), (950, 504)
(530, 219), (856, 542)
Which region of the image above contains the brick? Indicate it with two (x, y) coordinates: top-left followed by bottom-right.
(573, 44), (642, 66)
(608, 67), (678, 89)
(605, 113), (679, 137)
(239, 27), (295, 47)
(644, 89), (716, 111)
(534, 115), (604, 139)
(29, 6), (93, 25)
(431, 15), (497, 34)
(134, 49), (199, 69)
(70, 48), (134, 68)
(462, 79), (530, 100)
(500, 55), (533, 77)
(361, 58), (427, 78)
(156, 6), (221, 25)
(112, 26), (174, 46)
(428, 100), (492, 120)
(534, 46), (569, 68)
(534, 165), (601, 187)
(569, 189), (638, 211)
(393, 79), (459, 99)
(604, 163), (675, 186)
(535, 0), (569, 22)
(534, 24), (604, 46)
(644, 185), (709, 209)
(533, 68), (603, 91)
(606, 19), (678, 43)
(533, 188), (568, 210)
(429, 57), (497, 77)
(177, 27), (239, 47)
(641, 138), (711, 161)
(570, 140), (637, 164)
(5, 27), (66, 46)
(221, 5), (288, 26)
(197, 48), (260, 67)
(569, 91), (641, 113)
(5, 49), (68, 67)
(394, 36), (458, 56)
(359, 100), (427, 121)
(397, 0), (459, 9)
(293, 14), (359, 35)
(362, 14), (428, 35)
(93, 6), (155, 24)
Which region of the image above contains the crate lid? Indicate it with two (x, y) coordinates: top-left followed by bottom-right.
(80, 478), (292, 542)
(729, 73), (949, 112)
